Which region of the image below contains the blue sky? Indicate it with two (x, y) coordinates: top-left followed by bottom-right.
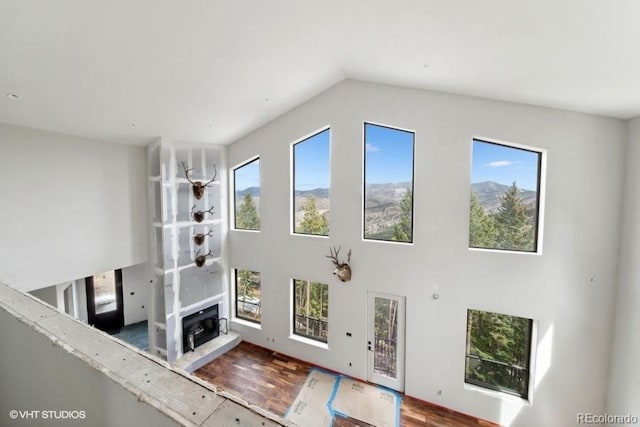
(471, 140), (539, 191)
(294, 129), (330, 191)
(365, 123), (414, 184)
(234, 158), (260, 191)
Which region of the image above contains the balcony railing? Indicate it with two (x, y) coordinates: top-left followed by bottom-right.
(236, 298), (261, 323)
(373, 336), (397, 378)
(465, 354), (529, 398)
(294, 314), (328, 343)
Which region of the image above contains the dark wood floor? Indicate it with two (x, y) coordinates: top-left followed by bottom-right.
(195, 341), (499, 427)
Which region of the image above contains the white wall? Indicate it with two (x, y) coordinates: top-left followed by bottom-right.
(226, 80), (626, 426)
(0, 306), (180, 427)
(0, 123), (149, 291)
(29, 285), (58, 307)
(121, 262), (150, 326)
(0, 280), (283, 427)
(606, 117), (640, 418)
(73, 279), (89, 323)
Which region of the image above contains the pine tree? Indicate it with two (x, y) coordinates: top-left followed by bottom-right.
(469, 191), (497, 248)
(236, 192), (260, 230)
(466, 310), (529, 396)
(492, 182), (534, 251)
(297, 197), (329, 235)
(392, 189), (412, 242)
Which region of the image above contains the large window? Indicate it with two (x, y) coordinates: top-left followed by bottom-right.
(465, 309), (533, 399)
(363, 123), (414, 243)
(235, 269), (261, 324)
(293, 128), (330, 236)
(469, 139), (542, 252)
(233, 158), (260, 231)
(293, 279), (328, 343)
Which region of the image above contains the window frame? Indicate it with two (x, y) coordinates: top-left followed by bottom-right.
(234, 269), (261, 324)
(291, 126), (331, 237)
(469, 138), (544, 254)
(232, 156), (261, 231)
(362, 121), (416, 244)
(292, 279), (329, 343)
(464, 309), (534, 399)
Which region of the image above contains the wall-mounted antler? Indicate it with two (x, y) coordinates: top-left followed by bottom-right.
(193, 228), (214, 246)
(191, 205), (215, 223)
(326, 246), (352, 282)
(195, 249), (213, 267)
(181, 161), (217, 200)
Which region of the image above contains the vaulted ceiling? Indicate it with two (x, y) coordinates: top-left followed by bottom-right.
(2, 0), (639, 146)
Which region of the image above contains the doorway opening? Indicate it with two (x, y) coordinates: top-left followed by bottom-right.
(85, 269), (124, 334)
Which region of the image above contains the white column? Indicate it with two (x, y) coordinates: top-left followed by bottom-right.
(607, 117), (640, 417)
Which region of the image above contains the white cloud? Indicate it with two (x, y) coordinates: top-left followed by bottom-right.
(486, 160), (516, 167)
(366, 143), (380, 152)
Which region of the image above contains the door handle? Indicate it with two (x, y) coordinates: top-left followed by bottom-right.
(367, 340), (372, 351)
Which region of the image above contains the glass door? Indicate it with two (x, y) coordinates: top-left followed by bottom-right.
(367, 292), (406, 391)
(86, 269), (124, 334)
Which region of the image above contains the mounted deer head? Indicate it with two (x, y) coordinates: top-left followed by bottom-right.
(326, 246), (352, 282)
(191, 205), (215, 223)
(195, 249), (212, 267)
(181, 161), (217, 200)
(193, 229), (213, 246)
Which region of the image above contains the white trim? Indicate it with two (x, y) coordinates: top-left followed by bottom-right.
(463, 382), (532, 405)
(288, 334), (329, 350)
(291, 233), (330, 239)
(468, 247), (541, 256)
(362, 237), (414, 246)
(231, 318), (262, 330)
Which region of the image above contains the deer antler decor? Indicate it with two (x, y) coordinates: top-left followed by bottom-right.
(181, 161), (217, 200)
(191, 205), (215, 223)
(193, 228), (213, 246)
(195, 249), (213, 267)
(326, 246), (352, 282)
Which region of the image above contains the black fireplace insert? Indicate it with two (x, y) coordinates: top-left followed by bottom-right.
(182, 304), (219, 352)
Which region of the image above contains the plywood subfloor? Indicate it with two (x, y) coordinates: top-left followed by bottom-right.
(195, 341), (499, 427)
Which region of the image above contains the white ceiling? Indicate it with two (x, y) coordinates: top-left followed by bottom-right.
(1, 0), (640, 146)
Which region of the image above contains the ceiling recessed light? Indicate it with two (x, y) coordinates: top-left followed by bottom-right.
(6, 93), (20, 100)
(129, 123), (136, 128)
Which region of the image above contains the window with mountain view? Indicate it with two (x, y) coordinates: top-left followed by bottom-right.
(293, 128), (330, 236)
(234, 157), (260, 231)
(293, 279), (328, 343)
(363, 123), (414, 243)
(465, 309), (533, 399)
(469, 139), (542, 252)
(235, 269), (261, 323)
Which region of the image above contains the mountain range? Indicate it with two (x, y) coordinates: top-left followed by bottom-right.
(236, 187), (330, 199)
(471, 181), (537, 212)
(236, 181), (536, 231)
